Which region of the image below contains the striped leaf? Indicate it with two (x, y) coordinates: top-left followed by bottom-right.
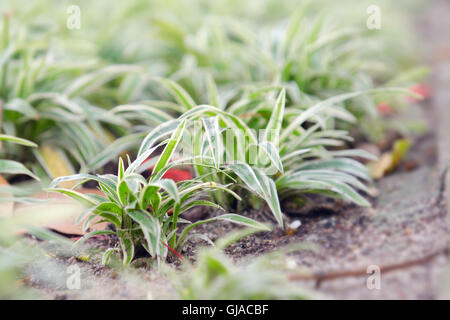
(0, 160), (39, 181)
(152, 119), (186, 176)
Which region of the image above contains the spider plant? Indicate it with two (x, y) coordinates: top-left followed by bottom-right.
(48, 119), (270, 266)
(169, 84), (418, 227)
(149, 0), (427, 141)
(0, 11), (169, 181)
(0, 0), (426, 181)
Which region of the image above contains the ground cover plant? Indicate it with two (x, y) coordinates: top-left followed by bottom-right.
(146, 0), (428, 141)
(0, 0), (434, 300)
(49, 119), (270, 265)
(0, 7), (177, 183)
(172, 85), (417, 226)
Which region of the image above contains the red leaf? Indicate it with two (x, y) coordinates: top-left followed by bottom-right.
(161, 169), (192, 182)
(406, 84), (431, 102)
(144, 158), (192, 182)
(377, 102), (393, 115)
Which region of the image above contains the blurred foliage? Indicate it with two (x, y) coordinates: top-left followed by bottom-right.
(170, 230), (321, 299)
(0, 0), (428, 182)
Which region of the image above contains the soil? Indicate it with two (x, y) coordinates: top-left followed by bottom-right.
(20, 0), (450, 300)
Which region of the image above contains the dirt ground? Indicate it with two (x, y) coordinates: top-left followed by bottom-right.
(23, 0), (450, 300)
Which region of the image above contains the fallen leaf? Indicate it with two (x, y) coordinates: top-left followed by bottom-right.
(390, 139), (412, 170)
(368, 153), (393, 180)
(38, 145), (76, 188)
(13, 188), (108, 236)
(367, 139), (412, 179)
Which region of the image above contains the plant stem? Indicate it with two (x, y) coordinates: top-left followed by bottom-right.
(170, 202), (181, 249)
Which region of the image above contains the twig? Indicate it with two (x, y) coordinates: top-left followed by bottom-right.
(288, 167), (450, 288)
(288, 246), (449, 288)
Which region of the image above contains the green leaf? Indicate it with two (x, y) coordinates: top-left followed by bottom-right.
(177, 213), (271, 250)
(152, 119), (186, 176)
(202, 116), (223, 167)
(216, 214), (271, 231)
(229, 163), (283, 226)
(95, 202), (122, 215)
(263, 89), (285, 144)
(178, 181), (241, 203)
(180, 199), (224, 214)
(118, 157), (125, 181)
(327, 149), (378, 161)
(258, 141), (283, 173)
(126, 209), (161, 258)
(228, 162), (265, 198)
(111, 104), (173, 125)
(206, 74), (220, 108)
(295, 158), (371, 181)
(180, 105), (258, 145)
(153, 179), (179, 203)
(391, 139), (412, 170)
(93, 203), (122, 227)
(277, 176), (370, 206)
(252, 167), (284, 227)
(0, 160), (39, 180)
(156, 77), (196, 110)
(72, 230), (116, 248)
(137, 120), (181, 158)
(48, 188), (98, 207)
(322, 180), (370, 207)
(102, 248), (118, 266)
(64, 65), (142, 97)
(119, 234), (135, 265)
(279, 169), (369, 193)
(49, 173), (117, 192)
(0, 134), (37, 147)
(281, 88), (413, 141)
(87, 132), (146, 171)
(117, 180), (134, 205)
(140, 185), (160, 211)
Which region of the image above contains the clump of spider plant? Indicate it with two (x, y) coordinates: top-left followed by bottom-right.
(169, 80), (422, 228)
(48, 120), (270, 266)
(0, 12), (159, 181)
(144, 0), (428, 157)
(174, 88), (390, 228)
(150, 0), (427, 121)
